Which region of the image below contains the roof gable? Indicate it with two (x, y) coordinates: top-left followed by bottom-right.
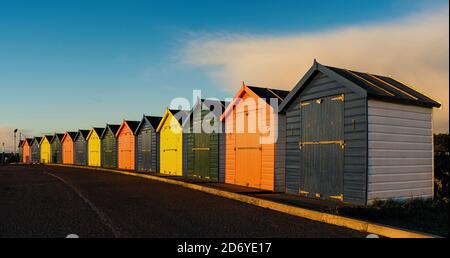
(32, 137), (42, 146)
(182, 99), (227, 128)
(87, 127), (105, 141)
(100, 124), (120, 139)
(18, 140), (24, 148)
(22, 138), (32, 147)
(280, 60), (441, 112)
(40, 135), (53, 145)
(50, 134), (65, 144)
(116, 120), (140, 137)
(74, 130), (90, 141)
(156, 109), (188, 132)
(61, 132), (77, 143)
(220, 84), (289, 121)
(135, 115), (163, 134)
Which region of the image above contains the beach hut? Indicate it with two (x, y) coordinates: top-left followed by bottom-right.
(101, 124), (120, 168)
(30, 137), (42, 164)
(18, 140), (24, 163)
(22, 138), (33, 164)
(61, 132), (77, 164)
(74, 130), (90, 166)
(184, 99), (227, 182)
(221, 84), (289, 191)
(116, 120), (140, 170)
(156, 109), (188, 176)
(50, 134), (64, 164)
(40, 135), (53, 164)
(279, 61), (441, 204)
(87, 127), (105, 167)
(135, 116), (162, 172)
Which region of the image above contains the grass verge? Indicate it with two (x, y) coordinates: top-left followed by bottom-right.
(335, 199), (449, 237)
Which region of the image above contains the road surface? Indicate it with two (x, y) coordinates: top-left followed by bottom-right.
(0, 165), (366, 238)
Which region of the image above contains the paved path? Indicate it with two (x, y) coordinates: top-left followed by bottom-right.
(0, 165), (366, 238)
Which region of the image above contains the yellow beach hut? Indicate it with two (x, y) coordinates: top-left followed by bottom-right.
(40, 135), (53, 164)
(87, 127), (104, 167)
(156, 109), (187, 176)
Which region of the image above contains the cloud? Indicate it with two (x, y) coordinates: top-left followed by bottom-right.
(181, 8), (449, 132)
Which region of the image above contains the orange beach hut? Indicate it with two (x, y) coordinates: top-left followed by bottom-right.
(22, 138), (33, 164)
(220, 84), (289, 191)
(61, 132), (77, 164)
(116, 120), (140, 170)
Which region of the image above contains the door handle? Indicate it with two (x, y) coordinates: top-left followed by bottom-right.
(192, 148), (210, 151)
(236, 147), (262, 150)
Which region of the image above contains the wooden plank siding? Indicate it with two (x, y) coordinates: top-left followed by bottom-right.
(135, 121), (159, 172)
(223, 87), (286, 192)
(74, 135), (88, 166)
(101, 128), (118, 168)
(30, 140), (40, 164)
(367, 100), (433, 202)
(186, 105), (224, 182)
(285, 72), (367, 204)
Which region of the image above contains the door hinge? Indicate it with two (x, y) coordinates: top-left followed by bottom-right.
(299, 190), (309, 195)
(330, 194), (344, 201)
(331, 94), (345, 102)
(299, 102), (310, 108)
(299, 140), (346, 149)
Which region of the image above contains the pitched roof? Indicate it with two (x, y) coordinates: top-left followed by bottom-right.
(40, 135), (54, 144)
(87, 127), (105, 140)
(25, 138), (33, 145)
(116, 120), (140, 137)
(74, 130), (90, 141)
(67, 132), (78, 140)
(100, 124), (120, 139)
(247, 86), (290, 104)
(18, 140), (24, 148)
(183, 99), (228, 127)
(145, 116), (163, 129)
(156, 109), (189, 132)
(62, 131), (78, 143)
(51, 133), (65, 143)
(280, 61), (441, 111)
(170, 109), (189, 124)
(125, 121), (140, 133)
(32, 137), (42, 145)
(135, 116), (163, 134)
(221, 85), (289, 121)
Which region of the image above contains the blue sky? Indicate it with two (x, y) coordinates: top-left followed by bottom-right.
(0, 0), (448, 144)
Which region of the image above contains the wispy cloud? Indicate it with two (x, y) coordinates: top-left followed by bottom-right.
(181, 7), (449, 132)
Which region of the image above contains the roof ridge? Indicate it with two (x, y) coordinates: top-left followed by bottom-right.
(266, 88), (284, 101)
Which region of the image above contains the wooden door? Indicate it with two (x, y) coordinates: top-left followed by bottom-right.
(193, 132), (210, 179)
(235, 110), (262, 188)
(300, 94), (344, 200)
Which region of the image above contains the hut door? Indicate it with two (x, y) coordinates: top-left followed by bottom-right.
(142, 128), (152, 170)
(193, 132), (210, 179)
(235, 110), (262, 189)
(300, 94), (344, 200)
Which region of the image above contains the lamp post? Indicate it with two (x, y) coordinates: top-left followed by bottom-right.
(13, 129), (18, 154)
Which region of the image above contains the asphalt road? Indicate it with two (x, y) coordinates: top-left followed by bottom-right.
(0, 165), (366, 238)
